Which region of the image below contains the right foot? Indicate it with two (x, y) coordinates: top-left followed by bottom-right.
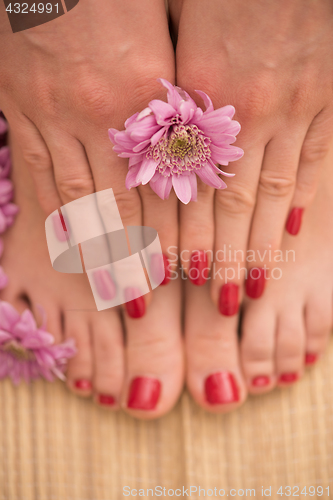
(184, 140), (333, 412)
(0, 131), (184, 419)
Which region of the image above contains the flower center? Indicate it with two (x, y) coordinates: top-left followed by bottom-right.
(146, 121), (211, 177)
(2, 340), (34, 361)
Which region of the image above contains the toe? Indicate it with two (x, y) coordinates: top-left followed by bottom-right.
(64, 312), (93, 397)
(304, 295), (332, 367)
(276, 307), (305, 386)
(122, 279), (183, 419)
(241, 300), (276, 394)
(185, 282), (246, 413)
(91, 310), (124, 410)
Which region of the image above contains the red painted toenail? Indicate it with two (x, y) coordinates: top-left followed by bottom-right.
(252, 375), (270, 387)
(74, 379), (92, 391)
(124, 288), (145, 319)
(305, 353), (318, 365)
(151, 253), (171, 286)
(205, 372), (239, 405)
(127, 377), (161, 410)
(219, 283), (239, 316)
(245, 267), (267, 299)
(98, 394), (115, 406)
(279, 373), (298, 384)
(189, 251), (209, 286)
(286, 207), (304, 236)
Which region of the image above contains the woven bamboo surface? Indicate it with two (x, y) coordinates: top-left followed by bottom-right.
(0, 337), (332, 500)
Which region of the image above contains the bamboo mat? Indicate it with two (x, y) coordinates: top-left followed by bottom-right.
(0, 339), (332, 500)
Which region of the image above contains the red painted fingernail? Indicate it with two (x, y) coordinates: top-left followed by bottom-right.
(286, 207), (304, 236)
(127, 377), (161, 410)
(305, 353), (317, 365)
(279, 373), (298, 384)
(74, 379), (92, 391)
(93, 269), (116, 300)
(124, 287), (145, 319)
(245, 267), (267, 299)
(98, 394), (115, 406)
(252, 375), (270, 387)
(52, 213), (69, 242)
(151, 253), (170, 285)
(219, 283), (239, 316)
(189, 250), (209, 286)
(205, 372), (239, 405)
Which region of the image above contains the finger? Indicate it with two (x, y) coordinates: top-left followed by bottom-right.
(211, 144), (264, 316)
(139, 183), (179, 286)
(41, 128), (95, 205)
(179, 180), (215, 286)
(286, 107), (333, 236)
(245, 131), (305, 299)
(5, 112), (61, 214)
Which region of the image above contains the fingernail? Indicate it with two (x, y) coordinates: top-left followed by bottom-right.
(52, 213), (69, 242)
(93, 269), (116, 300)
(151, 253), (170, 286)
(189, 250), (209, 286)
(286, 207), (304, 236)
(279, 372), (298, 384)
(252, 375), (270, 387)
(127, 377), (161, 410)
(205, 372), (239, 405)
(246, 267), (267, 299)
(124, 287), (145, 319)
(74, 379), (92, 391)
(219, 283), (239, 316)
(98, 394), (115, 406)
(305, 353), (317, 365)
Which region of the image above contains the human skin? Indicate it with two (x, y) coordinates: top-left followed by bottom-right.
(169, 0), (333, 308)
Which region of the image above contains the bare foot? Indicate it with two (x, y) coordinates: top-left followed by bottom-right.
(0, 130), (184, 419)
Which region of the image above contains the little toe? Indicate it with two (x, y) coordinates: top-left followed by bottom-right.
(304, 295), (332, 367)
(276, 308), (305, 386)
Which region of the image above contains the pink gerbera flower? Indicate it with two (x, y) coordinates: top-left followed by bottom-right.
(0, 301), (77, 384)
(109, 79), (243, 204)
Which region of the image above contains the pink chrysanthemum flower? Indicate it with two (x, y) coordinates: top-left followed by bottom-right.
(0, 147), (19, 233)
(109, 79), (243, 204)
(0, 301), (77, 384)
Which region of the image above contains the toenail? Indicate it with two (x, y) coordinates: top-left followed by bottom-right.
(205, 372), (239, 405)
(151, 253), (171, 286)
(189, 251), (209, 286)
(286, 207), (304, 236)
(74, 379), (92, 391)
(218, 283), (239, 316)
(124, 288), (145, 319)
(93, 269), (116, 300)
(305, 353), (318, 365)
(245, 267), (267, 299)
(278, 373), (298, 384)
(127, 377), (161, 410)
(98, 394), (116, 406)
(252, 375), (270, 387)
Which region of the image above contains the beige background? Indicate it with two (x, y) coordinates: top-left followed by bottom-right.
(0, 338), (332, 500)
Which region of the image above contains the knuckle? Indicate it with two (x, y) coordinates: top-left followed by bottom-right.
(215, 184), (256, 216)
(258, 170), (295, 199)
(23, 148), (51, 172)
(114, 190), (141, 224)
(57, 176), (94, 201)
(300, 140), (330, 165)
(234, 78), (276, 121)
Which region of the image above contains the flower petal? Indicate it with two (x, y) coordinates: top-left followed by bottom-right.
(196, 163), (227, 190)
(210, 144), (244, 165)
(125, 164), (142, 189)
(189, 172), (198, 202)
(0, 301), (20, 330)
(157, 78), (183, 110)
(172, 175), (192, 204)
(136, 158), (158, 185)
(195, 90), (214, 113)
(148, 100), (177, 125)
